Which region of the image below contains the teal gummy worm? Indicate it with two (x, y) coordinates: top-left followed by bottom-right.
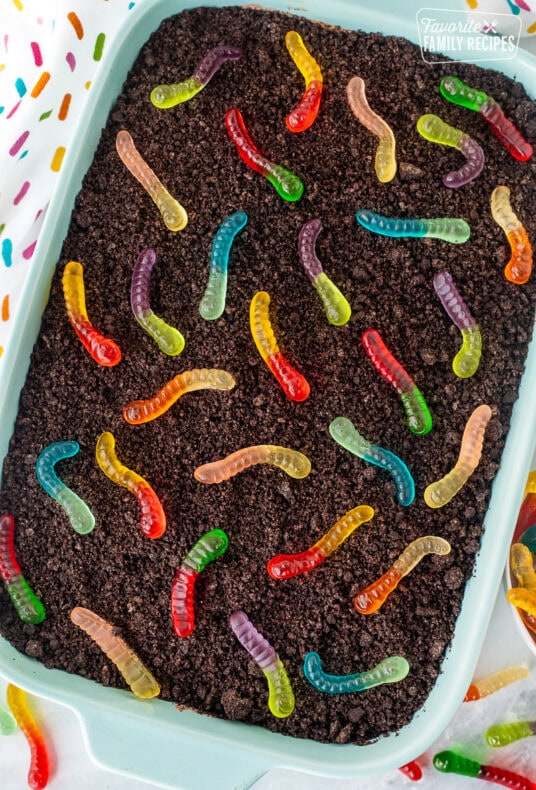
(199, 211), (248, 320)
(303, 652), (409, 694)
(36, 441), (95, 535)
(355, 209), (470, 243)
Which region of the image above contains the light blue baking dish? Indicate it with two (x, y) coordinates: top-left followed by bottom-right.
(0, 1), (535, 787)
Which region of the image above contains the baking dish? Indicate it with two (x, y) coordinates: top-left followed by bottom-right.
(0, 1), (535, 787)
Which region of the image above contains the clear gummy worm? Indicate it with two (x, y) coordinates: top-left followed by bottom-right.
(433, 749), (536, 789)
(465, 665), (529, 702)
(490, 186), (532, 285)
(6, 684), (49, 789)
(199, 211), (248, 320)
(229, 610), (295, 718)
(150, 45), (242, 109)
(353, 536), (451, 614)
(131, 248), (185, 355)
(285, 31), (323, 133)
(355, 209), (471, 244)
(171, 528), (228, 638)
(424, 405), (492, 508)
(346, 76), (397, 183)
(0, 514), (45, 625)
(250, 291), (310, 402)
(362, 329), (432, 436)
(95, 431), (166, 539)
(298, 219), (351, 326)
(35, 441), (95, 535)
(267, 504), (374, 580)
(194, 445), (311, 484)
(416, 114), (484, 188)
(303, 652), (409, 694)
(62, 261), (122, 367)
(433, 271), (482, 378)
(122, 368), (236, 424)
(116, 130), (188, 231)
(70, 606), (160, 698)
(329, 417), (415, 506)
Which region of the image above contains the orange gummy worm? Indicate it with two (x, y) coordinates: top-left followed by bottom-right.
(194, 445), (311, 483)
(6, 684), (49, 789)
(491, 186), (532, 284)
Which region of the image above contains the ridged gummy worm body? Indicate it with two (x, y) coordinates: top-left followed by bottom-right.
(35, 440), (95, 534)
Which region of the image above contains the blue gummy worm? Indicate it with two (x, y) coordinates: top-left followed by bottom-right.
(36, 441), (95, 535)
(199, 210), (248, 320)
(520, 524), (536, 553)
(355, 209), (470, 243)
(303, 652), (409, 694)
(364, 445), (415, 507)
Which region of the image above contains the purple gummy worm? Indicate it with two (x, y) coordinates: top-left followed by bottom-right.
(131, 248), (156, 317)
(229, 610), (278, 671)
(444, 135), (485, 189)
(298, 218), (324, 281)
(433, 271), (476, 330)
(193, 46), (242, 86)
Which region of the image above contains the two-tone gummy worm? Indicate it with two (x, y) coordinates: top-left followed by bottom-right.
(0, 514), (45, 625)
(150, 45), (242, 108)
(123, 369), (235, 425)
(285, 31), (323, 133)
(298, 219), (351, 326)
(116, 130), (188, 231)
(486, 720), (536, 748)
(70, 607), (160, 698)
(267, 505), (374, 580)
(355, 209), (471, 244)
(440, 76), (533, 161)
(62, 261), (121, 367)
(464, 665), (529, 702)
(171, 529), (228, 638)
(433, 749), (536, 790)
(199, 211), (248, 320)
(433, 271), (482, 378)
(131, 248), (185, 355)
(225, 108), (304, 202)
(424, 405), (492, 508)
(416, 114), (484, 188)
(95, 432), (166, 539)
(329, 417), (415, 506)
(362, 329), (432, 436)
(35, 441), (95, 535)
(6, 684), (49, 789)
(194, 445), (311, 484)
(250, 291), (310, 402)
(353, 536), (451, 615)
(517, 471), (536, 546)
(346, 76), (396, 183)
(490, 186), (532, 285)
(520, 524), (536, 554)
(229, 610), (295, 718)
(303, 652), (409, 694)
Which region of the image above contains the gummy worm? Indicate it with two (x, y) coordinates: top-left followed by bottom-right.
(116, 130), (188, 231)
(62, 261), (122, 367)
(433, 271), (482, 378)
(229, 610), (295, 718)
(517, 473), (536, 540)
(510, 543), (536, 591)
(346, 76), (396, 183)
(199, 211), (248, 321)
(361, 329), (432, 436)
(6, 684), (49, 790)
(486, 720), (536, 748)
(225, 108), (304, 202)
(507, 587), (536, 618)
(353, 536), (451, 615)
(303, 652), (409, 694)
(194, 445), (311, 484)
(0, 514), (45, 625)
(433, 749), (536, 789)
(0, 703), (16, 735)
(122, 368), (236, 424)
(95, 432), (166, 539)
(250, 291), (310, 402)
(399, 761), (423, 782)
(464, 665), (530, 701)
(150, 45), (242, 109)
(424, 405), (492, 508)
(355, 209), (471, 244)
(298, 219), (351, 326)
(70, 607), (160, 698)
(285, 31), (323, 133)
(35, 441), (95, 535)
(490, 186), (533, 285)
(416, 114), (484, 188)
(131, 248), (185, 355)
(267, 505), (374, 580)
(329, 417), (415, 506)
(520, 524), (536, 553)
(171, 529), (228, 638)
(440, 76), (533, 161)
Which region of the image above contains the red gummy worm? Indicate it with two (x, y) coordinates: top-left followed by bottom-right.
(268, 546), (324, 580)
(362, 329), (414, 394)
(399, 760), (423, 781)
(265, 352), (310, 402)
(171, 565), (198, 637)
(225, 107), (271, 176)
(0, 513), (22, 582)
(71, 318), (122, 367)
(479, 762), (536, 789)
(135, 484), (166, 539)
(286, 81), (322, 133)
(516, 492), (536, 534)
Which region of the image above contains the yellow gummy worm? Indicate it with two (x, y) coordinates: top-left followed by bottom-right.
(490, 186), (532, 285)
(285, 31), (322, 84)
(466, 666), (529, 701)
(525, 470), (536, 496)
(424, 405), (492, 508)
(315, 505), (374, 557)
(511, 543), (536, 590)
(507, 588), (536, 618)
(194, 445), (311, 483)
(71, 607), (160, 698)
(115, 130), (188, 232)
(250, 291), (279, 361)
(346, 76), (397, 183)
(96, 431), (147, 493)
(395, 535), (451, 575)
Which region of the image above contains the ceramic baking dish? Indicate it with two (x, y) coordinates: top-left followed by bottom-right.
(1, 1), (535, 787)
